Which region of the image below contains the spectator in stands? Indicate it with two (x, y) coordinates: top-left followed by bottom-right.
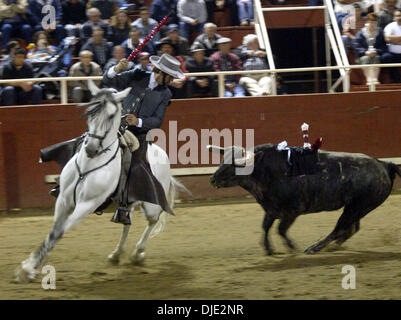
(177, 0), (207, 40)
(81, 27), (112, 68)
(62, 0), (87, 37)
(205, 0), (239, 26)
(353, 13), (387, 84)
(132, 6), (160, 44)
(80, 8), (110, 44)
(0, 0), (33, 49)
(69, 50), (102, 103)
(27, 31), (57, 59)
(1, 48), (42, 106)
(210, 37), (245, 97)
(237, 0), (253, 26)
(135, 51), (151, 71)
(150, 0), (178, 25)
(158, 38), (189, 98)
(334, 0), (368, 32)
(160, 24), (190, 58)
(27, 0), (65, 44)
(186, 43), (216, 96)
(0, 41), (20, 71)
(108, 9), (132, 46)
(86, 0), (118, 22)
(382, 9), (401, 82)
(378, 0), (397, 30)
(192, 22), (222, 57)
(103, 45), (134, 72)
(237, 34), (271, 96)
(341, 3), (366, 53)
(121, 27), (156, 61)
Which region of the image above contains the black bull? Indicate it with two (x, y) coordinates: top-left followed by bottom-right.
(209, 144), (401, 254)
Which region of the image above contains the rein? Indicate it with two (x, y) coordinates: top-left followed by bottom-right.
(73, 136), (120, 205)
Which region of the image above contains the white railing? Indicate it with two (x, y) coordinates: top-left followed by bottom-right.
(254, 0), (277, 95)
(1, 63), (401, 104)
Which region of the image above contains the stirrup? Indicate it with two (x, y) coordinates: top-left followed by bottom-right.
(111, 206), (131, 225)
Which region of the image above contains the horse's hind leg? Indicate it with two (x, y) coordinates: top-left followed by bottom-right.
(108, 205), (134, 264)
(130, 203), (162, 265)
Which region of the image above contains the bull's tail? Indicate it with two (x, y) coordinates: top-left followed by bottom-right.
(384, 161), (401, 182)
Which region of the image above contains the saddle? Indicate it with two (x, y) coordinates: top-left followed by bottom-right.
(40, 131), (173, 215)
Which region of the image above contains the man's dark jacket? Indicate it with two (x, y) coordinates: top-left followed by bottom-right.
(102, 68), (172, 136)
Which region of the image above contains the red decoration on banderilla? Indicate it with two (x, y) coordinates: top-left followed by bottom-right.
(127, 11), (173, 61)
(300, 122), (323, 151)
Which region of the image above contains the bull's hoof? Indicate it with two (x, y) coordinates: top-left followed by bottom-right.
(304, 244), (322, 255)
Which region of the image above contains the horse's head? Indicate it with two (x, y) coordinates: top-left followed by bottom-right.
(80, 80), (131, 158)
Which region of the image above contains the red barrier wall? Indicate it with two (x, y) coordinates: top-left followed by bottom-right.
(0, 90), (400, 210)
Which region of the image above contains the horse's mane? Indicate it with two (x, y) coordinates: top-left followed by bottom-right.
(78, 89), (118, 119)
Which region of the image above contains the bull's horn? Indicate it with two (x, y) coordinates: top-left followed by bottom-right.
(207, 145), (231, 154)
(234, 150), (255, 167)
(87, 80), (101, 96)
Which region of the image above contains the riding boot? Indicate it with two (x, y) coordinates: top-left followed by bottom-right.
(111, 206), (131, 225)
(49, 185), (60, 198)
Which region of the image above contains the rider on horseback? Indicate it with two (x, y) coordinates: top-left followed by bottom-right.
(103, 53), (185, 225)
(45, 53), (185, 225)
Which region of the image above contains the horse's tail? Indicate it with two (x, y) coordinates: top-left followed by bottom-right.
(150, 177), (190, 238)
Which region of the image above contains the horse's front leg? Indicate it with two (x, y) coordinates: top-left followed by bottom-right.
(108, 205), (135, 264)
(16, 195), (72, 282)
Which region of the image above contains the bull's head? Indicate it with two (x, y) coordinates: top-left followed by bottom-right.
(208, 145), (260, 188)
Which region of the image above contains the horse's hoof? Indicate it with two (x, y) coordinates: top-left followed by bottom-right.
(107, 253), (120, 265)
(15, 263), (37, 283)
(130, 250), (145, 265)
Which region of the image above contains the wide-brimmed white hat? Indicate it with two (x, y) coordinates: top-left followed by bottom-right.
(149, 53), (185, 79)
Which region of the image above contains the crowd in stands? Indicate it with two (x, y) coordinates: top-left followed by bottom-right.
(338, 0), (401, 84)
(2, 0), (401, 105)
(0, 0), (268, 105)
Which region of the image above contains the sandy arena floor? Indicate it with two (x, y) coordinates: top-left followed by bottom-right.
(1, 195), (401, 300)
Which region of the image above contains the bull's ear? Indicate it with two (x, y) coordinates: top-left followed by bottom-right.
(254, 151), (264, 163)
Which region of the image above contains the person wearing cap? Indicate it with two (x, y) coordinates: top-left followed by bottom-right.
(157, 39), (189, 98)
(102, 53), (185, 224)
(210, 37), (245, 97)
(192, 22), (222, 57)
(186, 43), (217, 96)
(160, 24), (190, 58)
(134, 52), (152, 71)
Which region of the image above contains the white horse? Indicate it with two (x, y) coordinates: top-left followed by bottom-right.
(16, 81), (185, 282)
